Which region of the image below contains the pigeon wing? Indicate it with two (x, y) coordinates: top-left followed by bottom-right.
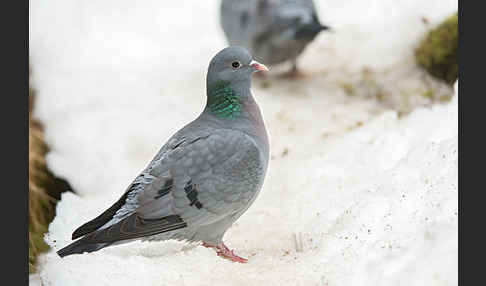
(71, 129), (262, 244)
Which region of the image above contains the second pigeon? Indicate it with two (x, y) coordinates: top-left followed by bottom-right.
(220, 0), (330, 76)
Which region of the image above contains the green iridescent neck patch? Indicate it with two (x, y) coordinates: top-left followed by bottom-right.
(208, 81), (242, 119)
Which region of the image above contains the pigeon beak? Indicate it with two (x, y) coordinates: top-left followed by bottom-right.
(250, 60), (269, 72)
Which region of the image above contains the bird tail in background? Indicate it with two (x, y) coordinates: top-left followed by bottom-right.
(57, 237), (112, 258)
(294, 23), (330, 39)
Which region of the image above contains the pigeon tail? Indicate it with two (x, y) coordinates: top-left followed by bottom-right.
(57, 237), (111, 258)
(294, 23), (330, 39)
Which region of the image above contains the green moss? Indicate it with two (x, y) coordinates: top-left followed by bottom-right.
(259, 80), (271, 89)
(29, 82), (73, 273)
(415, 13), (458, 85)
(339, 81), (356, 96)
(29, 192), (52, 273)
(29, 122), (55, 273)
(421, 89), (435, 100)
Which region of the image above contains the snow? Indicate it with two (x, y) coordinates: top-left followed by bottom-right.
(29, 0), (458, 285)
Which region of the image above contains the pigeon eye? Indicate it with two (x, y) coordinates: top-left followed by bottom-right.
(231, 61), (241, 69)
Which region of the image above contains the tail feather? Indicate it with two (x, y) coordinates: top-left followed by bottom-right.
(58, 213), (187, 258)
(57, 237), (111, 258)
(295, 23), (330, 39)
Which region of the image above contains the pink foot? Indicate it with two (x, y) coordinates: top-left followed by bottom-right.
(202, 242), (248, 263)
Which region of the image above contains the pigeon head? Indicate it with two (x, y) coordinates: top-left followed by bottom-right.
(205, 46), (268, 119)
(206, 46), (268, 93)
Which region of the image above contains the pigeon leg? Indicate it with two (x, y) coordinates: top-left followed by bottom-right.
(291, 60), (298, 74)
(279, 59), (305, 78)
(202, 242), (248, 263)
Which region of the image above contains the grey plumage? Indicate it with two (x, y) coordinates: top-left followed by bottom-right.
(58, 46), (269, 260)
(220, 0), (330, 71)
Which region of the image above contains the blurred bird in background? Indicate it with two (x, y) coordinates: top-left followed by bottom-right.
(220, 0), (330, 77)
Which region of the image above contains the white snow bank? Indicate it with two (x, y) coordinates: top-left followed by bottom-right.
(35, 82), (458, 285)
(301, 0), (458, 71)
(29, 0), (458, 285)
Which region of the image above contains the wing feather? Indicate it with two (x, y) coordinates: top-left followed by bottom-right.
(81, 214), (187, 244)
(70, 128), (261, 245)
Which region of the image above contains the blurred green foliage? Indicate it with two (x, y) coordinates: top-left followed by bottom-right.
(29, 89), (54, 273)
(415, 13), (458, 85)
(29, 84), (72, 273)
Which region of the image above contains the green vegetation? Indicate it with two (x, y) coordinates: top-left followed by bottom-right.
(29, 87), (54, 273)
(415, 13), (458, 85)
(29, 84), (72, 273)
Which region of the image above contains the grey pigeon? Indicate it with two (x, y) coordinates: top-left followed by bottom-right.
(57, 46), (270, 263)
(220, 0), (330, 75)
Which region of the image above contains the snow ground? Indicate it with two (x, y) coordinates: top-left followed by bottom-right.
(29, 0), (458, 285)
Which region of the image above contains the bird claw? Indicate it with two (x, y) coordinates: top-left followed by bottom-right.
(202, 242), (248, 263)
(217, 250), (248, 263)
